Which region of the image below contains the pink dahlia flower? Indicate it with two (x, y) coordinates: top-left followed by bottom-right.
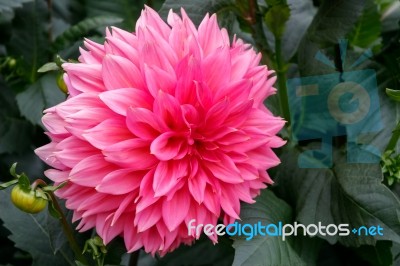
(35, 6), (285, 255)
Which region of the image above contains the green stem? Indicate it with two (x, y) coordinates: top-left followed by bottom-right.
(32, 180), (88, 265)
(385, 120), (400, 152)
(275, 38), (291, 125)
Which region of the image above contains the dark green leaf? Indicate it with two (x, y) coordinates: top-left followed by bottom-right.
(16, 72), (65, 126)
(307, 0), (367, 44)
(52, 16), (123, 52)
(7, 0), (49, 82)
(157, 235), (234, 266)
(354, 241), (393, 266)
(348, 0), (381, 49)
(275, 150), (400, 247)
(281, 0), (317, 61)
(0, 0), (33, 14)
(85, 0), (146, 31)
(0, 189), (73, 266)
(297, 0), (367, 76)
(159, 0), (236, 26)
(232, 190), (306, 266)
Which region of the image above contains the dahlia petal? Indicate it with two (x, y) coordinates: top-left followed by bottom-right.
(202, 46), (231, 90)
(101, 214), (124, 244)
(102, 54), (144, 90)
(35, 143), (67, 170)
(63, 63), (104, 93)
(110, 192), (136, 227)
(69, 155), (116, 187)
(55, 136), (97, 168)
(188, 168), (207, 204)
(135, 203), (162, 232)
(198, 14), (228, 55)
(153, 91), (186, 131)
(96, 168), (142, 195)
(126, 107), (160, 140)
(150, 132), (185, 161)
(44, 169), (69, 183)
(83, 118), (133, 150)
(162, 189), (190, 231)
(105, 36), (139, 65)
(144, 64), (176, 97)
(103, 139), (157, 169)
(220, 188), (240, 219)
(153, 160), (187, 197)
(99, 88), (152, 116)
(205, 154), (243, 184)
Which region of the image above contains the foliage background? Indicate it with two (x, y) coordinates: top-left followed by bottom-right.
(0, 0), (399, 265)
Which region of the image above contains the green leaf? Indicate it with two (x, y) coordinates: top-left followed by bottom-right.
(348, 0), (381, 48)
(307, 0), (367, 44)
(275, 149), (400, 247)
(18, 173), (30, 191)
(0, 0), (33, 14)
(159, 0), (236, 26)
(85, 0), (146, 31)
(386, 88), (400, 102)
(232, 190), (306, 266)
(280, 0), (317, 61)
(0, 189), (73, 266)
(264, 4), (290, 39)
(156, 235), (234, 266)
(0, 179), (18, 190)
(0, 82), (33, 155)
(7, 0), (49, 82)
(38, 62), (60, 73)
(52, 16), (123, 52)
(16, 72), (65, 126)
(297, 0), (367, 76)
(354, 241), (393, 266)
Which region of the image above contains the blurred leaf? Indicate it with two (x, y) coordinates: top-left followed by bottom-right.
(0, 0), (33, 14)
(232, 190), (307, 266)
(85, 0), (146, 31)
(264, 4), (290, 39)
(156, 235), (234, 266)
(307, 0), (366, 44)
(0, 189), (73, 266)
(281, 0), (317, 61)
(275, 150), (400, 247)
(297, 0), (367, 76)
(52, 16), (123, 52)
(159, 0), (236, 26)
(0, 81), (33, 154)
(348, 0), (381, 48)
(386, 88), (400, 102)
(7, 0), (49, 82)
(354, 241), (393, 266)
(381, 1), (400, 33)
(16, 72), (65, 126)
(38, 62), (59, 73)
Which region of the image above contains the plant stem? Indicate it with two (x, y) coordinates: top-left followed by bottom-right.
(32, 180), (88, 265)
(275, 37), (291, 126)
(385, 120), (400, 152)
